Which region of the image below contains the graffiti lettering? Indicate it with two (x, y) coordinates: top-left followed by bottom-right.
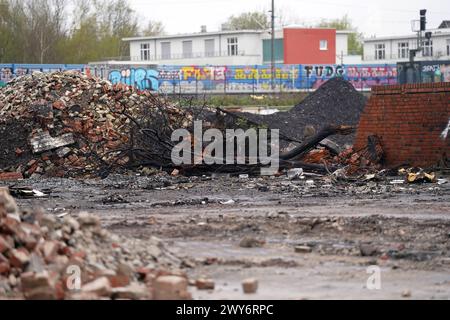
(108, 68), (159, 91)
(304, 65), (345, 78)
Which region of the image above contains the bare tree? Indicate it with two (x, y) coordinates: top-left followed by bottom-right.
(142, 20), (165, 37)
(23, 0), (68, 63)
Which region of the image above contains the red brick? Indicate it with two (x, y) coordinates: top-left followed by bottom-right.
(0, 172), (23, 181)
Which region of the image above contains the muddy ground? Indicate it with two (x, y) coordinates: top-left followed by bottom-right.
(2, 173), (450, 300)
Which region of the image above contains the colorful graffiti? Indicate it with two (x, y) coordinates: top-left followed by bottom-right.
(0, 67), (13, 87)
(421, 63), (450, 83)
(0, 63), (403, 92)
(303, 65), (398, 90)
(156, 65), (303, 93)
(108, 68), (159, 91)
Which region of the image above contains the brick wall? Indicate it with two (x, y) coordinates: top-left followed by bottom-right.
(354, 82), (450, 167)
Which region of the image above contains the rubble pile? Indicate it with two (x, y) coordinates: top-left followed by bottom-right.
(0, 187), (191, 300)
(0, 71), (188, 179)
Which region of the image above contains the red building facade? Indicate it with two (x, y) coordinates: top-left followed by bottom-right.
(283, 28), (336, 65)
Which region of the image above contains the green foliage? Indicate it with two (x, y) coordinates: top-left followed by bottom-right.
(170, 93), (307, 108)
(0, 0), (164, 64)
(317, 14), (363, 56)
(226, 11), (270, 30)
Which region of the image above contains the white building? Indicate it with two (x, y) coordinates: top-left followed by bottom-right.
(363, 21), (450, 63)
(123, 29), (264, 66)
(121, 26), (355, 66)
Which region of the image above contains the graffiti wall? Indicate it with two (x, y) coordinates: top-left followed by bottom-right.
(155, 64), (397, 93)
(0, 63), (399, 92)
(0, 64), (86, 87)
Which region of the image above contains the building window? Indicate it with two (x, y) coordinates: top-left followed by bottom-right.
(320, 40), (328, 51)
(182, 40), (193, 58)
(446, 39), (450, 56)
(375, 43), (385, 60)
(161, 42), (171, 60)
(140, 43), (151, 61)
(423, 40), (433, 57)
(227, 37), (238, 56)
(205, 39), (215, 57)
(398, 42), (409, 59)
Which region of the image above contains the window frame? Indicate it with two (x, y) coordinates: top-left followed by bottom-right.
(227, 37), (239, 56)
(319, 40), (328, 51)
(422, 39), (433, 57)
(374, 43), (385, 60)
(398, 42), (409, 59)
(140, 43), (151, 61)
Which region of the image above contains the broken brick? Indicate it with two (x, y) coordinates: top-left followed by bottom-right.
(0, 235), (12, 254)
(242, 278), (258, 294)
(0, 172), (23, 181)
(9, 248), (30, 269)
(195, 278), (215, 290)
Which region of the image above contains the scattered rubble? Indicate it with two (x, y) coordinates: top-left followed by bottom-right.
(0, 187), (190, 300)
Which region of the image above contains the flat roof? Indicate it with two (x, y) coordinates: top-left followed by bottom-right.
(123, 29), (264, 42)
(364, 28), (450, 42)
(123, 27), (352, 42)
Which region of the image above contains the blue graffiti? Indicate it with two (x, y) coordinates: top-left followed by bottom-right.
(108, 68), (159, 91)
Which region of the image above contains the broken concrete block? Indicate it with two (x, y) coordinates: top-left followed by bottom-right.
(195, 278), (215, 290)
(29, 131), (75, 154)
(77, 212), (100, 228)
(154, 275), (190, 300)
(81, 277), (112, 297)
(56, 147), (71, 158)
(21, 271), (59, 300)
(111, 283), (150, 300)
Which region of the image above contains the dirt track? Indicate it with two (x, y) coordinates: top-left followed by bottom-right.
(3, 173), (450, 300)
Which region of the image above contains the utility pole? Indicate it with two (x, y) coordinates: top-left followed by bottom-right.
(271, 0), (275, 91)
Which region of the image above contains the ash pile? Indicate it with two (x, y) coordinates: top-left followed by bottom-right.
(0, 71), (189, 179)
(243, 77), (367, 147)
(0, 187), (192, 300)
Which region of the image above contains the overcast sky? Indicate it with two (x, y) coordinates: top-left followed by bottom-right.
(128, 0), (450, 37)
